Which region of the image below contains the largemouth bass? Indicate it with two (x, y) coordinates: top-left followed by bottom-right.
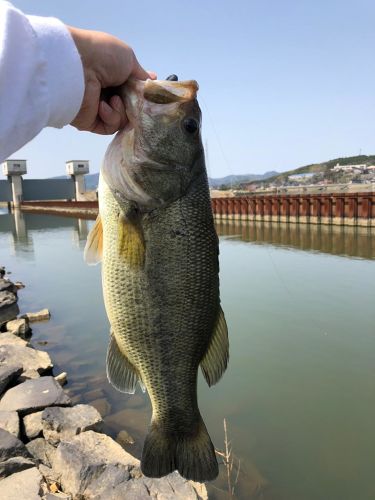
(84, 78), (229, 482)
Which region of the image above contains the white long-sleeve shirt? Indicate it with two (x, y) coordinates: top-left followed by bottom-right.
(0, 1), (85, 163)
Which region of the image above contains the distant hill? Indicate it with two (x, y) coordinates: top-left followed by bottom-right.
(208, 172), (278, 188)
(249, 155), (375, 186)
(77, 171), (279, 191)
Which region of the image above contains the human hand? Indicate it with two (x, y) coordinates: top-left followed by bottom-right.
(68, 27), (156, 134)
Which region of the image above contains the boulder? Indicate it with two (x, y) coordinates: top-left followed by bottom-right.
(90, 398), (111, 417)
(84, 388), (105, 401)
(0, 456), (35, 479)
(0, 344), (53, 377)
(0, 290), (19, 326)
(14, 281), (25, 289)
(18, 368), (41, 383)
(0, 428), (31, 461)
(23, 411), (43, 439)
(26, 438), (57, 467)
(0, 278), (18, 294)
(0, 377), (70, 415)
(0, 410), (19, 437)
(0, 364), (23, 396)
(51, 431), (139, 497)
(0, 467), (45, 500)
(89, 473), (207, 500)
(0, 331), (30, 347)
(42, 404), (103, 445)
(116, 429), (135, 447)
(6, 318), (30, 339)
(46, 493), (72, 500)
(22, 308), (50, 322)
(38, 463), (61, 485)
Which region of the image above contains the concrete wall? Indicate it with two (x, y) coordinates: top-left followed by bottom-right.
(22, 179), (75, 201)
(0, 179), (12, 202)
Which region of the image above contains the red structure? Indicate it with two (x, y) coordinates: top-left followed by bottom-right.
(211, 193), (375, 225)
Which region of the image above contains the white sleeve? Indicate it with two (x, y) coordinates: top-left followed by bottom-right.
(0, 1), (85, 162)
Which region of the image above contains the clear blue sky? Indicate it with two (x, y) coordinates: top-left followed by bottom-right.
(8, 0), (375, 179)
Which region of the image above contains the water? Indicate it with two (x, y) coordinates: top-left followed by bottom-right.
(1, 210), (374, 500)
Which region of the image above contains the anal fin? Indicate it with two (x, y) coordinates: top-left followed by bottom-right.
(106, 335), (145, 394)
(200, 306), (229, 387)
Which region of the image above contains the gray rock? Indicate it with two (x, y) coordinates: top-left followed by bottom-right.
(0, 278), (18, 294)
(26, 438), (57, 467)
(0, 344), (53, 377)
(0, 456), (35, 479)
(6, 318), (31, 339)
(24, 411), (43, 439)
(0, 331), (29, 346)
(22, 308), (51, 322)
(84, 388), (105, 401)
(54, 372), (67, 386)
(42, 404), (103, 445)
(143, 473), (207, 499)
(51, 431), (139, 497)
(0, 467), (44, 500)
(0, 377), (70, 415)
(0, 410), (19, 437)
(0, 364), (23, 396)
(95, 472), (207, 500)
(17, 368), (41, 383)
(0, 428), (31, 461)
(90, 398), (111, 417)
(38, 463), (61, 484)
(46, 493), (72, 500)
(0, 290), (19, 326)
(81, 464), (131, 499)
(116, 429), (135, 447)
(14, 281), (25, 289)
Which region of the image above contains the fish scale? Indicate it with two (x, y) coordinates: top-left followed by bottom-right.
(85, 78), (228, 482)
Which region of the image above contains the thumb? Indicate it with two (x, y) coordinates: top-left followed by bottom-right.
(131, 55), (150, 80)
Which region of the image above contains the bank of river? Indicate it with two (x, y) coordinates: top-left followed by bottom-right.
(1, 211), (375, 500)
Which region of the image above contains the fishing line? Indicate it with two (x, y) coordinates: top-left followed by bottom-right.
(265, 244), (330, 336)
(200, 96), (236, 187)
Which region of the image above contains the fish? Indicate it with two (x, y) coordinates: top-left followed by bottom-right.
(84, 77), (229, 482)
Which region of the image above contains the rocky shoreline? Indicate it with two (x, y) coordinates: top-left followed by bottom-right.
(0, 267), (207, 500)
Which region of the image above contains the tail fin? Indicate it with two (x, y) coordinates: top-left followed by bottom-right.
(141, 417), (218, 482)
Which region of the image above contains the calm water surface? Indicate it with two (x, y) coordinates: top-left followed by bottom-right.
(0, 210), (374, 500)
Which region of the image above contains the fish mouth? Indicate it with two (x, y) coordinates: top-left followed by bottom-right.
(123, 79), (199, 124)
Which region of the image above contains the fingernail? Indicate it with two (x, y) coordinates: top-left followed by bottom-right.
(147, 71), (157, 80)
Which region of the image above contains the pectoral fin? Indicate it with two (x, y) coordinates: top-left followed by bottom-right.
(118, 212), (145, 268)
(106, 335), (145, 394)
(200, 307), (229, 387)
(84, 215), (103, 265)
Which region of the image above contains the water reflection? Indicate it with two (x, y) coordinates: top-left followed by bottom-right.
(1, 210), (374, 260)
(215, 219), (375, 259)
(0, 210), (91, 255)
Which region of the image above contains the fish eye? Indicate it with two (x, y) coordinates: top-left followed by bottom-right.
(183, 118), (199, 134)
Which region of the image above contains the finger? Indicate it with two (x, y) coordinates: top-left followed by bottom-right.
(147, 71), (158, 80)
(131, 55), (150, 80)
(97, 99), (128, 134)
(109, 95), (128, 128)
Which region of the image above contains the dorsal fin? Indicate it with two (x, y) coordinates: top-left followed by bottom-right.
(84, 215), (103, 265)
(200, 306), (229, 386)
